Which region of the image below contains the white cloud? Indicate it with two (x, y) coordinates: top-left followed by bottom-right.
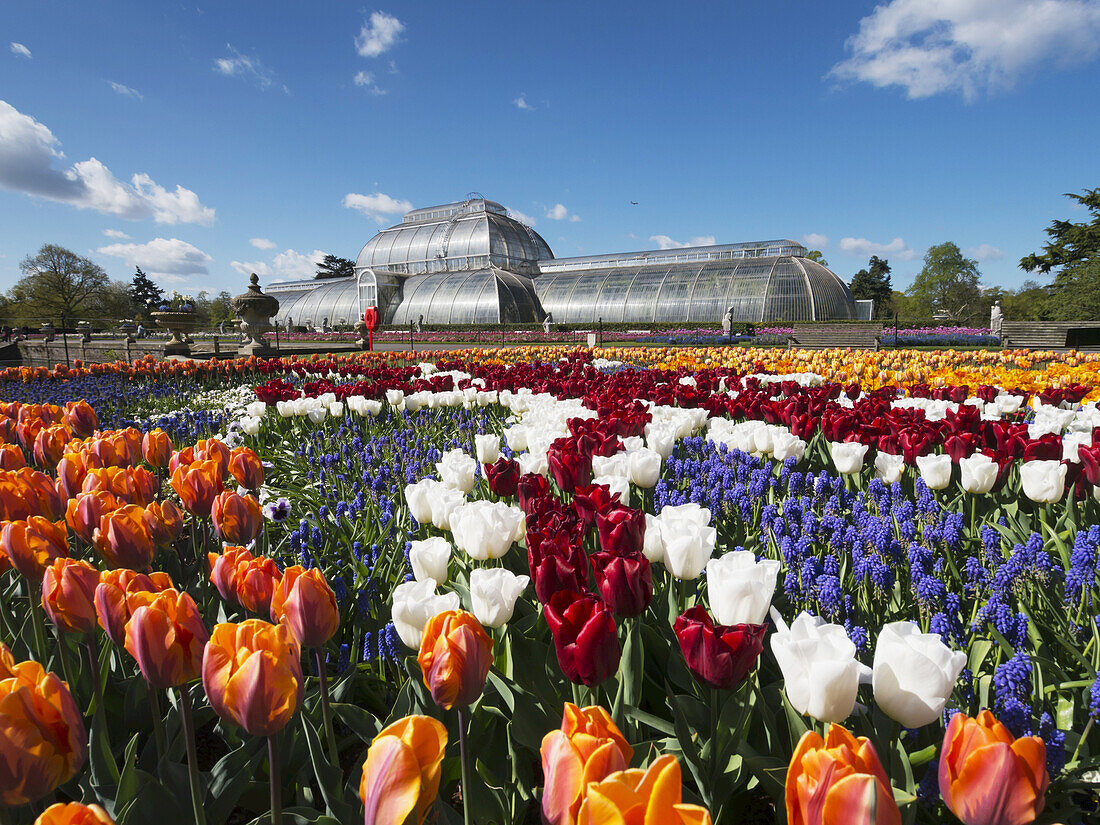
(97, 237), (213, 278)
(249, 237), (276, 250)
(514, 94), (534, 110)
(545, 203), (580, 222)
(0, 99), (215, 224)
(966, 243), (1005, 261)
(650, 234), (717, 250)
(103, 229), (131, 239)
(355, 12), (405, 58)
(343, 191), (413, 223)
(213, 45), (283, 91)
(830, 0), (1100, 100)
(10, 43), (31, 59)
(838, 236), (918, 260)
(353, 71), (387, 95)
(230, 248), (324, 281)
(109, 81), (143, 100)
(507, 208), (536, 227)
(800, 233), (829, 248)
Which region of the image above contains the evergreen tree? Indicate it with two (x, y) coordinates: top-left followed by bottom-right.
(1020, 188), (1100, 320)
(849, 256), (893, 318)
(804, 249), (829, 267)
(127, 267), (164, 315)
(315, 254), (356, 279)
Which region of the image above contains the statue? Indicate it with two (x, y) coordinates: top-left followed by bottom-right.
(415, 314), (423, 333)
(542, 312), (553, 334)
(990, 300), (1003, 339)
(721, 307), (734, 335)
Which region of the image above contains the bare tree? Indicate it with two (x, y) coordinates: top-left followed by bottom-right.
(12, 244), (111, 322)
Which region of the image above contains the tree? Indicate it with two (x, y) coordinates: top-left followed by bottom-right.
(906, 242), (981, 322)
(11, 244), (111, 322)
(804, 250), (829, 268)
(1020, 188), (1100, 320)
(127, 267), (163, 318)
(315, 254), (356, 280)
(849, 256), (893, 318)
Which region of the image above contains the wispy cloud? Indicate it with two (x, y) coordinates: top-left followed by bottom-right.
(250, 237), (276, 250)
(353, 71), (387, 95)
(513, 94), (534, 110)
(0, 99), (214, 225)
(837, 236), (917, 260)
(109, 81), (143, 100)
(213, 44), (285, 92)
(231, 248), (325, 281)
(97, 237), (213, 278)
(355, 11), (405, 58)
(507, 208), (537, 227)
(9, 43), (31, 59)
(103, 229), (131, 239)
(800, 233), (829, 248)
(343, 191), (413, 224)
(966, 243), (1005, 262)
(650, 234), (717, 250)
(545, 203), (581, 222)
(829, 0), (1100, 100)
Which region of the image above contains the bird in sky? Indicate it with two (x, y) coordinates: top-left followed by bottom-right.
(630, 201), (638, 205)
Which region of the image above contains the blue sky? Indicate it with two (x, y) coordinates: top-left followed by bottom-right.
(2, 0), (1099, 299)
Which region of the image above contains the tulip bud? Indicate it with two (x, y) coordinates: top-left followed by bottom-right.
(33, 425), (70, 470)
(829, 440), (869, 475)
(484, 457), (521, 498)
(94, 504), (155, 570)
(64, 400), (98, 438)
(872, 622), (966, 729)
(194, 438), (231, 477)
(576, 754), (712, 825)
(143, 499), (185, 546)
(202, 619), (304, 737)
(591, 549), (652, 618)
(141, 428), (173, 468)
(469, 567), (529, 628)
(547, 439), (593, 493)
(36, 802), (117, 825)
(435, 448), (477, 493)
(228, 446), (264, 490)
(786, 725), (900, 825)
(0, 442), (26, 470)
(595, 506), (646, 555)
(939, 710), (1048, 825)
(916, 453), (952, 490)
(18, 467), (66, 519)
(270, 565), (339, 647)
(234, 555), (282, 614)
(873, 451), (905, 484)
(1, 516), (69, 583)
(544, 591), (621, 686)
(417, 609), (493, 710)
(171, 459), (223, 516)
(404, 477), (440, 524)
(959, 452), (998, 495)
(359, 715), (447, 825)
(1020, 459), (1067, 504)
(41, 558), (100, 635)
(706, 550), (780, 625)
(449, 499), (525, 560)
(95, 568), (174, 647)
(674, 606), (765, 690)
(656, 504), (716, 580)
(474, 433), (500, 465)
(409, 537), (452, 584)
(211, 490), (263, 544)
(124, 588), (208, 689)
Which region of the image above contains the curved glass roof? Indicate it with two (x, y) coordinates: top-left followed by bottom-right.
(389, 268), (542, 325)
(269, 277), (359, 326)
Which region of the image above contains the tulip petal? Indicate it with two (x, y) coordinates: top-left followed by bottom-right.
(541, 731), (584, 825)
(359, 736), (420, 825)
(821, 773), (900, 825)
(950, 741), (1039, 825)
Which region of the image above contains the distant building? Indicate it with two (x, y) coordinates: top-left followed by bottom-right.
(268, 197), (857, 327)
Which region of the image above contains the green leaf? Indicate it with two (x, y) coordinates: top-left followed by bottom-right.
(330, 702), (380, 743)
(301, 715), (355, 821)
(206, 737), (265, 825)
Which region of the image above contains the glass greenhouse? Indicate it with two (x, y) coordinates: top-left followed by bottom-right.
(267, 197), (856, 328)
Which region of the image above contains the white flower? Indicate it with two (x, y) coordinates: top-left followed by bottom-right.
(517, 450), (549, 477)
(475, 434), (501, 465)
(276, 400), (295, 418)
(436, 449), (478, 493)
(469, 568), (529, 628)
(307, 406), (327, 424)
(706, 551), (781, 625)
(503, 424), (528, 452)
(658, 505), (716, 580)
(391, 579), (460, 649)
(828, 441), (869, 475)
(404, 478), (440, 524)
(627, 448), (662, 488)
(245, 400), (267, 418)
(591, 453), (630, 479)
(409, 537), (451, 584)
(645, 427), (676, 460)
(385, 389), (405, 407)
(916, 453), (952, 490)
(594, 475), (631, 506)
(770, 611), (871, 723)
(429, 487), (467, 531)
(328, 401), (345, 418)
(239, 416), (261, 436)
(959, 453), (998, 495)
(771, 430), (807, 462)
(449, 500), (525, 560)
(1020, 459), (1067, 504)
(872, 621), (967, 728)
(874, 452), (905, 484)
(642, 513), (665, 565)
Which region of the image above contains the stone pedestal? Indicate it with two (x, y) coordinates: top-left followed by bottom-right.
(150, 312), (197, 355)
(231, 274), (280, 356)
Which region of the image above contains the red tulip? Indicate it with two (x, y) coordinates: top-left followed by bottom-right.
(485, 457), (521, 497)
(544, 591), (620, 686)
(529, 532), (589, 605)
(591, 549), (652, 618)
(572, 483), (621, 532)
(673, 606), (765, 690)
(548, 439), (593, 493)
(517, 472), (551, 512)
(596, 506), (646, 555)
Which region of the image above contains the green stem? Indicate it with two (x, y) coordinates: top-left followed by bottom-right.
(85, 635), (117, 779)
(54, 627), (76, 693)
(457, 708), (472, 825)
(178, 686), (208, 825)
(28, 586), (49, 664)
(313, 648), (339, 766)
(1070, 717), (1093, 766)
(147, 682), (167, 761)
(268, 734), (282, 825)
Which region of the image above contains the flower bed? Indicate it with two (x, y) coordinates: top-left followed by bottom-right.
(0, 347), (1098, 824)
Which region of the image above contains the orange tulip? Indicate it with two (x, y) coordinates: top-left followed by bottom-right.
(229, 446), (265, 490)
(57, 451), (92, 499)
(0, 641), (16, 679)
(36, 801), (116, 824)
(209, 545), (255, 601)
(17, 467), (66, 519)
(142, 428), (173, 468)
(16, 418), (45, 452)
(1, 517), (69, 583)
(128, 465), (158, 507)
(270, 565), (339, 647)
(95, 568), (174, 646)
(116, 428), (144, 466)
(575, 754), (712, 825)
(33, 425), (70, 470)
(124, 588), (209, 689)
(211, 490), (263, 544)
(0, 442), (26, 470)
(171, 459), (223, 516)
(416, 609), (492, 711)
(201, 619), (304, 736)
(66, 490), (120, 545)
(41, 558), (100, 635)
(786, 725), (900, 825)
(939, 710), (1048, 825)
(541, 703), (634, 825)
(168, 446), (194, 474)
(143, 499), (184, 546)
(359, 715), (448, 825)
(94, 504), (156, 570)
(0, 657), (87, 806)
(64, 400), (99, 438)
(234, 555), (282, 614)
(194, 438), (231, 477)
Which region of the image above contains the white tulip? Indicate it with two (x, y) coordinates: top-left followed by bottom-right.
(469, 568), (529, 628)
(706, 551), (781, 625)
(645, 427), (676, 460)
(475, 434), (501, 465)
(404, 394), (423, 413)
(245, 400), (267, 418)
(239, 416), (261, 436)
(404, 478), (440, 524)
(771, 430), (807, 462)
(828, 441), (869, 475)
(916, 453), (952, 490)
(593, 475), (631, 506)
(959, 453), (998, 495)
(874, 452), (905, 484)
(385, 389), (405, 407)
(276, 400), (295, 418)
(1062, 431), (1091, 463)
(503, 425), (528, 452)
(592, 453), (630, 479)
(1020, 459), (1067, 504)
(872, 621), (967, 728)
(427, 487), (466, 531)
(642, 513), (665, 565)
(449, 500), (525, 560)
(517, 450), (549, 477)
(391, 579), (460, 649)
(659, 511), (716, 581)
(409, 537), (451, 584)
(436, 449), (478, 493)
(770, 611), (871, 723)
(627, 448), (663, 488)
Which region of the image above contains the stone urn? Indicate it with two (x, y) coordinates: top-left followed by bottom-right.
(118, 319), (138, 344)
(76, 321), (92, 343)
(231, 274), (280, 356)
(150, 312), (198, 355)
(40, 322), (56, 343)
